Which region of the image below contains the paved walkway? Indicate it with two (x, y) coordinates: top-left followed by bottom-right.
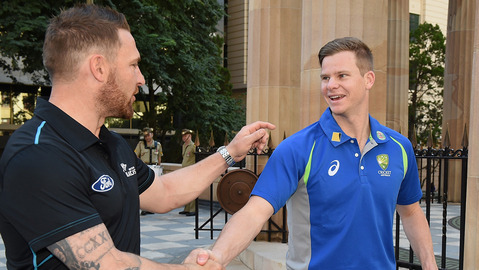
(0, 202), (461, 269)
(395, 202), (461, 270)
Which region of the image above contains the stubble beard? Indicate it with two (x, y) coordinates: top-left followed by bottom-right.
(97, 72), (135, 119)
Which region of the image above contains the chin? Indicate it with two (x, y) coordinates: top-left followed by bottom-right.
(111, 108), (134, 119)
(329, 107), (347, 116)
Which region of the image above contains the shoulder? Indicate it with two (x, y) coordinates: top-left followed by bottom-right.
(273, 121), (324, 157)
(1, 143), (87, 195)
(281, 121), (323, 146)
(383, 126), (413, 148)
(1, 118), (64, 168)
(369, 117), (414, 153)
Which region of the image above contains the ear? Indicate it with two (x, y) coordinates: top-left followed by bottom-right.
(364, 70), (375, 90)
(90, 54), (108, 82)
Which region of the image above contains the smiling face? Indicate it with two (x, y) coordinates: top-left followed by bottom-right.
(320, 51), (375, 119)
(96, 29), (145, 119)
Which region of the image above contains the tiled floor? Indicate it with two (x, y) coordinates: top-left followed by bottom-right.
(0, 202), (462, 269)
(394, 202), (461, 269)
(138, 208), (222, 264)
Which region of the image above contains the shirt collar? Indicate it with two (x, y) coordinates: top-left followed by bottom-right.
(34, 97), (108, 151)
(368, 116), (390, 144)
(320, 108), (390, 146)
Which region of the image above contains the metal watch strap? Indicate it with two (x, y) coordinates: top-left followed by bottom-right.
(217, 146), (235, 167)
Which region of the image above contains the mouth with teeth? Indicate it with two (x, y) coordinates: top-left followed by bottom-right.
(329, 95), (345, 101)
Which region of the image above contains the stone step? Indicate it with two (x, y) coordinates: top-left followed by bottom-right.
(227, 242), (288, 270)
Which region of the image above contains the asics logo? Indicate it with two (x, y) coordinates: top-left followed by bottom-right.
(328, 160), (340, 176)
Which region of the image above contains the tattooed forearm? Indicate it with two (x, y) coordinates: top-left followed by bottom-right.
(49, 240), (102, 269)
(49, 239), (80, 266)
(47, 225), (115, 269)
(76, 231), (111, 259)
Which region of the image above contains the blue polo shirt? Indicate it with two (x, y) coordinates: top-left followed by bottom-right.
(251, 108), (422, 270)
(0, 98), (155, 269)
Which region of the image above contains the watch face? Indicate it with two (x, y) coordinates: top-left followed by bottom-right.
(218, 146), (234, 166)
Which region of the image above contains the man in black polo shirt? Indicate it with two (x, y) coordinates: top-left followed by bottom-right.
(0, 4), (274, 269)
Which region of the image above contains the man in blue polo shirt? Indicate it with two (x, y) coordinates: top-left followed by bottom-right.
(208, 37), (438, 269)
(0, 4), (274, 269)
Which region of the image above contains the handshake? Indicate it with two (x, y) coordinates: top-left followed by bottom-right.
(183, 248), (225, 269)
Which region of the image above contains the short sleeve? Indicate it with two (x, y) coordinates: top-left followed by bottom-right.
(251, 139), (307, 214)
(1, 144), (102, 251)
(135, 156), (155, 194)
(396, 141), (423, 205)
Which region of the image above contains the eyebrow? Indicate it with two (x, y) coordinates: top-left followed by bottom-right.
(321, 69), (351, 76)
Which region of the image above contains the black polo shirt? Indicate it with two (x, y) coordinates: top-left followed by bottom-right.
(0, 97), (154, 269)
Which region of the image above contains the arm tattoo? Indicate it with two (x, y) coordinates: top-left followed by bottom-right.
(49, 240), (100, 270)
(48, 228), (113, 270)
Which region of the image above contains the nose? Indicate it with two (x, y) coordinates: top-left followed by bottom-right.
(137, 66), (145, 86)
(327, 77), (339, 89)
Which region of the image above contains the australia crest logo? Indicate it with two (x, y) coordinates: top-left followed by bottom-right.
(376, 154), (391, 177)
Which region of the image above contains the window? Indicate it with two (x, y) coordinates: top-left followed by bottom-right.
(410, 13), (420, 33)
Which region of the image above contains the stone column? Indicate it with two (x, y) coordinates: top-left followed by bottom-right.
(246, 1), (303, 241)
(300, 0), (389, 129)
(246, 0), (302, 148)
(464, 0), (479, 267)
(443, 0), (474, 201)
(386, 0), (409, 134)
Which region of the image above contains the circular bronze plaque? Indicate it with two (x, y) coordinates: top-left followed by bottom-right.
(217, 169), (258, 214)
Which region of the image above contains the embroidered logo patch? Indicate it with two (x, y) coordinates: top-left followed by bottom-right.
(92, 175), (114, 192)
(376, 154), (391, 177)
(377, 154), (389, 170)
(376, 131), (386, 141)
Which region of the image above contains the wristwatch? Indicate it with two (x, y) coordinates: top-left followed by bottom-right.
(217, 146), (235, 167)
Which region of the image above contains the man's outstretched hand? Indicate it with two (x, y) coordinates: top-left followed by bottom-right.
(226, 121), (276, 162)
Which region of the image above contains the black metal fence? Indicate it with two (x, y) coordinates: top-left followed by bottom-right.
(193, 146), (288, 243)
(395, 145), (468, 270)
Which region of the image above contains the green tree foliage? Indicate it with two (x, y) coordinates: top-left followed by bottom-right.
(0, 1), (244, 160)
(0, 1), (52, 85)
(408, 22), (446, 146)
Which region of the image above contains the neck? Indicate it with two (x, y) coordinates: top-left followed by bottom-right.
(49, 86), (105, 138)
(333, 113), (370, 153)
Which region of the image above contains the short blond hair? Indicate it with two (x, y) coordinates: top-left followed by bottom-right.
(318, 37), (374, 75)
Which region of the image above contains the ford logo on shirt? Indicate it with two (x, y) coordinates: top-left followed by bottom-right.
(92, 175), (115, 192)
